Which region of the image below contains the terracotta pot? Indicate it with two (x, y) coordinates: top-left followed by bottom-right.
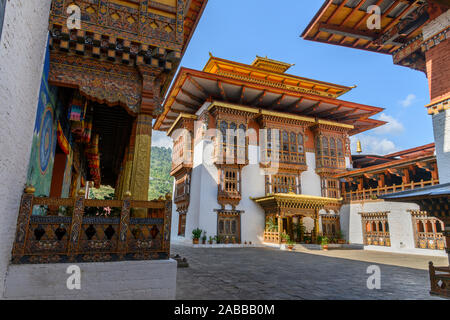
(193, 239), (199, 244)
(322, 245), (328, 251)
(287, 245), (294, 251)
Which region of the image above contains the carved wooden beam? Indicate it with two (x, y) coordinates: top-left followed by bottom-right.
(319, 23), (378, 41)
(175, 98), (198, 111)
(217, 81), (228, 101)
(188, 76), (209, 98)
(239, 86), (246, 104)
(181, 88), (204, 104)
(315, 105), (342, 118)
(302, 101), (322, 115)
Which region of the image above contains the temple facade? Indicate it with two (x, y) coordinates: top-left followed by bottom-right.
(156, 55), (447, 257)
(0, 0), (207, 299)
(302, 0), (449, 298)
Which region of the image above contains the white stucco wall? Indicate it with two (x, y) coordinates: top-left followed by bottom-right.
(4, 259), (177, 300)
(432, 109), (450, 184)
(301, 152), (321, 197)
(0, 0), (52, 299)
(238, 145), (266, 244)
(339, 201), (446, 256)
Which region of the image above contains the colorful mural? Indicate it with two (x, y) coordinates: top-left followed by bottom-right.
(26, 37), (59, 198)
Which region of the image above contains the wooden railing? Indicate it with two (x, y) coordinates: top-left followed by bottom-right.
(342, 179), (439, 202)
(11, 189), (172, 264)
(365, 231), (391, 246)
(417, 232), (446, 250)
(264, 231), (280, 243)
(429, 262), (450, 298)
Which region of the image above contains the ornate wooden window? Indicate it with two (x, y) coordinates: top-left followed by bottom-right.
(217, 212), (241, 243)
(267, 174), (301, 194)
(261, 129), (305, 165)
(411, 211), (446, 250)
(321, 177), (340, 198)
(216, 120), (247, 164)
(178, 213), (186, 236)
(221, 168), (239, 194)
(174, 174), (190, 202)
(360, 212), (391, 246)
(316, 135), (346, 169)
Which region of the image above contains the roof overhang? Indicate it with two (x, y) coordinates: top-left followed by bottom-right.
(251, 193), (342, 211)
(301, 1), (450, 72)
(154, 67), (385, 134)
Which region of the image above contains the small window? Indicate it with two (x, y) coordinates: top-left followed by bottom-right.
(0, 0), (6, 39)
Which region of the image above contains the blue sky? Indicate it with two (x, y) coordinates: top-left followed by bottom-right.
(152, 0), (434, 155)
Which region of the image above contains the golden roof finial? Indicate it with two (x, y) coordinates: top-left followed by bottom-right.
(209, 52), (214, 58)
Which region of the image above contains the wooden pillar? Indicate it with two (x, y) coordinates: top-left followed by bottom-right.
(378, 174), (385, 188)
(277, 214), (282, 244)
(130, 113), (153, 217)
(402, 168), (410, 184)
(313, 210), (320, 243)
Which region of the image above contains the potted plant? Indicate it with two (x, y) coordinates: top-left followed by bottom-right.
(286, 239), (295, 251)
(201, 231), (207, 244)
(337, 230), (346, 244)
(224, 236), (229, 244)
(208, 236), (214, 245)
(214, 235), (220, 244)
(231, 236), (236, 244)
(293, 221), (305, 242)
(192, 228), (202, 244)
(321, 236), (329, 251)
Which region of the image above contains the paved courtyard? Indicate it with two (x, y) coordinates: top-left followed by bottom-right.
(172, 244), (447, 300)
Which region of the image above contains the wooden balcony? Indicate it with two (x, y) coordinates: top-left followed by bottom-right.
(12, 189), (172, 264)
(429, 262), (450, 298)
(342, 179), (440, 203)
(365, 231), (391, 246)
(417, 232), (446, 250)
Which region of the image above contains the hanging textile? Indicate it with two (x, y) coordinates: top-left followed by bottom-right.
(68, 92), (83, 121)
(57, 121), (70, 155)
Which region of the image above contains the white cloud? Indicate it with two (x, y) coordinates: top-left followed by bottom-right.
(399, 93), (416, 107)
(151, 130), (173, 149)
(350, 135), (398, 155)
(373, 113), (405, 135)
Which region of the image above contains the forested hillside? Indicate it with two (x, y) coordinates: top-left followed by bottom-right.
(91, 146), (173, 200)
(148, 146), (173, 200)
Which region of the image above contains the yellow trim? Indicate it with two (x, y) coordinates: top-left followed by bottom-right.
(207, 101), (260, 114)
(167, 113), (198, 136)
(317, 119), (354, 129)
(203, 56), (352, 98)
(251, 193), (342, 204)
(260, 109), (316, 123)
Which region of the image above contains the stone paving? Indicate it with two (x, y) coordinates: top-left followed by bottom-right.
(172, 244), (445, 300)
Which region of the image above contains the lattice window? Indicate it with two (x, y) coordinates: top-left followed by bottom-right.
(217, 214), (240, 242)
(221, 168), (239, 194)
(178, 213), (186, 236)
(360, 212), (391, 246)
(321, 178), (340, 198)
(216, 120), (247, 163)
(174, 174), (190, 201)
(262, 128), (305, 165)
(411, 211), (446, 250)
(269, 174), (300, 194)
(316, 135), (346, 169)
